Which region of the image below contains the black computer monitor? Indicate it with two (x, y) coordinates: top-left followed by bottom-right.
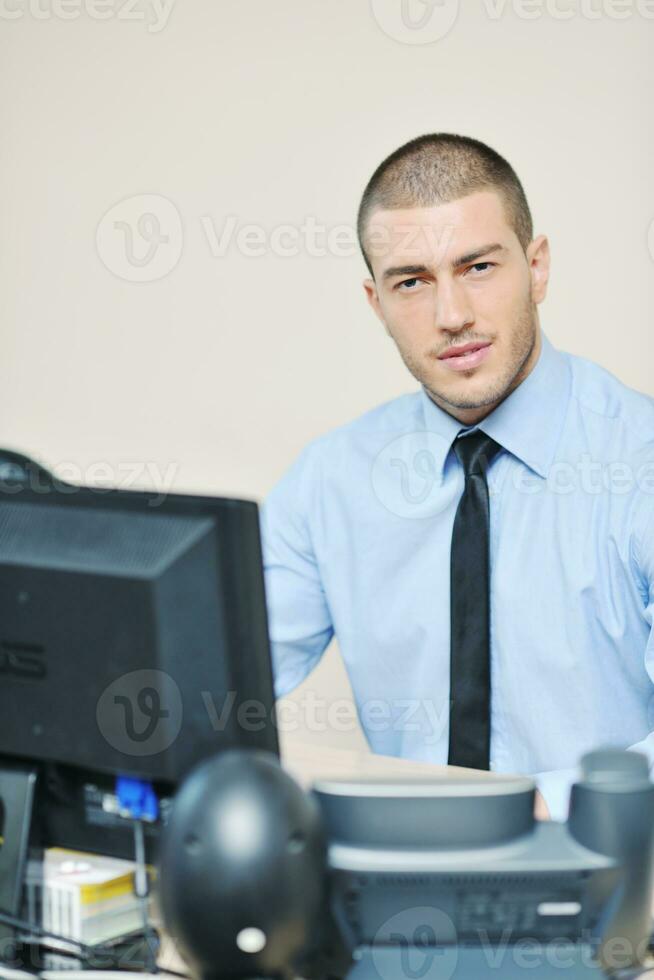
(0, 458), (278, 955)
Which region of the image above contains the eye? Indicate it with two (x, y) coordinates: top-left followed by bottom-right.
(396, 278), (422, 292)
(466, 262), (496, 275)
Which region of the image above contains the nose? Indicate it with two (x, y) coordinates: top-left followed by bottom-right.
(434, 275), (473, 332)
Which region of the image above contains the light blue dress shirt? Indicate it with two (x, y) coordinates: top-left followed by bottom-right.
(260, 329), (654, 820)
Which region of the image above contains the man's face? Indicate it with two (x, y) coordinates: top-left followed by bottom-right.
(363, 190), (550, 424)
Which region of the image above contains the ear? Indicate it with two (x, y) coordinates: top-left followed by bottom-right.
(526, 234), (550, 305)
(363, 278), (391, 336)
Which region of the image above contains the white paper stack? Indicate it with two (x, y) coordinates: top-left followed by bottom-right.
(25, 847), (148, 947)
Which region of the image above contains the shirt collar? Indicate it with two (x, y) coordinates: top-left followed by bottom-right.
(419, 329), (571, 480)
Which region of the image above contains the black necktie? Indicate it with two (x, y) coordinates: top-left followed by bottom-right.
(448, 430), (503, 770)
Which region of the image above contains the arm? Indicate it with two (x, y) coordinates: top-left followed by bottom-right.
(531, 506), (654, 822)
(260, 443), (334, 699)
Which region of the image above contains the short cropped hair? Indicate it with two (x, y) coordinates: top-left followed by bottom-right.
(357, 133), (534, 276)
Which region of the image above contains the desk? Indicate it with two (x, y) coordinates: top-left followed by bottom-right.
(278, 732), (486, 787)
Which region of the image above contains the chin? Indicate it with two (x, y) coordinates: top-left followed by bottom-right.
(433, 377), (504, 412)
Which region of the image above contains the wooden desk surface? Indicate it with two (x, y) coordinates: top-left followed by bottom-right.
(278, 732), (492, 787)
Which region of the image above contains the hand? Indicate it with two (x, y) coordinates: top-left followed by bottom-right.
(534, 788), (550, 820)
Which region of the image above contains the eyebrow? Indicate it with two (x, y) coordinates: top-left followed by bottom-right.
(381, 243), (507, 281)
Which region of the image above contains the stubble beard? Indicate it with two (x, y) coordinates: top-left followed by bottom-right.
(399, 301), (538, 414)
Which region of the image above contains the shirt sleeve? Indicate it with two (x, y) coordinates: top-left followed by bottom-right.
(260, 443), (334, 699)
(531, 504), (654, 822)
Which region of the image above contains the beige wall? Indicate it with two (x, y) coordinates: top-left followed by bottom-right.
(0, 0), (652, 750)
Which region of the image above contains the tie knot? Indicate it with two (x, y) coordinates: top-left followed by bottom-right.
(453, 429), (502, 477)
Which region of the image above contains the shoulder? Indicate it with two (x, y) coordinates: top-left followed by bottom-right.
(563, 351), (654, 573)
(562, 349), (654, 475)
(565, 349), (654, 433)
(264, 391), (422, 502)
(326, 390), (423, 435)
(297, 390), (424, 461)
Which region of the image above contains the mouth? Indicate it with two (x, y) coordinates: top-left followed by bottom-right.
(437, 341), (492, 372)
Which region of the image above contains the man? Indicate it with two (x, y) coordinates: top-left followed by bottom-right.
(260, 133), (654, 821)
